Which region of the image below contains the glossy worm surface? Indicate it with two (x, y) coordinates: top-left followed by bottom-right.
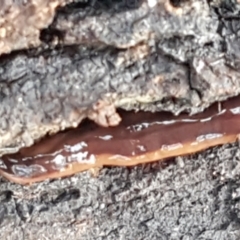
(1, 96), (240, 184)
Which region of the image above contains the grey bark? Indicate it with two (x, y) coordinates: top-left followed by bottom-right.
(1, 0), (240, 154)
(1, 143), (240, 239)
(0, 0), (240, 239)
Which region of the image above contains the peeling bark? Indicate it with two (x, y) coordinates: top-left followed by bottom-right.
(0, 0), (70, 55)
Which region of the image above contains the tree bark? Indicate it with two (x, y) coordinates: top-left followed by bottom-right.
(1, 0), (240, 239)
(1, 0), (240, 154)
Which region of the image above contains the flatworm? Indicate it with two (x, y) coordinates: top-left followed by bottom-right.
(1, 96), (240, 184)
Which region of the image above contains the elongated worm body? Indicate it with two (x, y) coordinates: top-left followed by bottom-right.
(1, 96), (240, 184)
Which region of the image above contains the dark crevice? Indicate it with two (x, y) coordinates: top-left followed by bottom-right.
(57, 0), (144, 16)
(169, 0), (189, 8)
(40, 28), (65, 44)
(186, 60), (203, 101)
(52, 189), (80, 204)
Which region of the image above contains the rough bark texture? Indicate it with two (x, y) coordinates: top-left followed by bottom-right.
(1, 0), (240, 155)
(1, 0), (240, 239)
(1, 143), (240, 240)
(0, 0), (74, 55)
